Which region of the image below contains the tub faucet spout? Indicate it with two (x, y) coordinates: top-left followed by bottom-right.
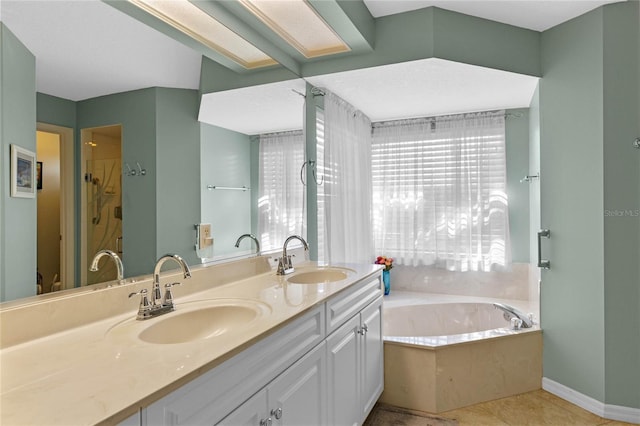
(493, 303), (533, 329)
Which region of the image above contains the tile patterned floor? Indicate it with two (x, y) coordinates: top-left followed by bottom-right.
(387, 390), (639, 426)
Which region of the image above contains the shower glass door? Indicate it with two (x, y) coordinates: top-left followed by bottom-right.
(82, 126), (122, 286)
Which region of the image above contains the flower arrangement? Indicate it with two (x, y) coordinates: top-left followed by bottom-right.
(375, 256), (394, 271)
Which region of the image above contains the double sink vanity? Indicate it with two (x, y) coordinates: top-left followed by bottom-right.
(0, 251), (383, 425)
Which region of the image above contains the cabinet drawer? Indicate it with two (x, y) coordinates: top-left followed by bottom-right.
(325, 275), (382, 335)
(144, 305), (325, 426)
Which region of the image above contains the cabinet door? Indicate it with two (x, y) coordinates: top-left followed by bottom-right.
(217, 389), (267, 426)
(268, 343), (326, 426)
(118, 411), (140, 426)
(360, 297), (383, 420)
(326, 314), (360, 426)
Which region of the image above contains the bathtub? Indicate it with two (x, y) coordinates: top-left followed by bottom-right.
(379, 293), (542, 413)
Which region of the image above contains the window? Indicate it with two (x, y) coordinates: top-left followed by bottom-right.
(258, 130), (306, 252)
(371, 111), (511, 271)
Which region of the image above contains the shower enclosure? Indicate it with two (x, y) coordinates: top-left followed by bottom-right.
(81, 125), (122, 286)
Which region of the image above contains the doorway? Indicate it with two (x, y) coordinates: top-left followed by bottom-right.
(35, 123), (75, 293)
(81, 125), (123, 286)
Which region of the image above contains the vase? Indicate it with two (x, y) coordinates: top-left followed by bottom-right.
(383, 270), (390, 295)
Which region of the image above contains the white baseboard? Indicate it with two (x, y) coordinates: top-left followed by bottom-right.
(542, 377), (640, 424)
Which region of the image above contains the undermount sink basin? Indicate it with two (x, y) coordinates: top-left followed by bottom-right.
(286, 267), (355, 284)
(107, 299), (271, 345)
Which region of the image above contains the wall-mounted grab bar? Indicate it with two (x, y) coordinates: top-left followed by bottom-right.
(207, 185), (250, 191)
(537, 229), (551, 269)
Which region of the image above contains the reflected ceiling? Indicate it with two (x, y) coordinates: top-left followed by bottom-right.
(306, 58), (539, 122)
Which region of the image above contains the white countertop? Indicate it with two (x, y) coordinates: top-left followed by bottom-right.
(0, 262), (381, 426)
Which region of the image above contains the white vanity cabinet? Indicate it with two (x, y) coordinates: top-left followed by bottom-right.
(326, 295), (383, 426)
(143, 306), (325, 426)
(218, 342), (326, 426)
(141, 273), (382, 426)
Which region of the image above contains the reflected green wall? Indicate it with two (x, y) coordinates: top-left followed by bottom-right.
(36, 93), (76, 129)
(0, 23), (36, 302)
(155, 88), (201, 266)
(200, 123), (252, 258)
(37, 89), (202, 279)
(505, 108), (530, 263)
(77, 88), (158, 278)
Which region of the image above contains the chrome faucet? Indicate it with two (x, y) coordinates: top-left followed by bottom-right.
(90, 249), (124, 282)
(277, 235), (309, 275)
(129, 253), (192, 320)
(235, 233), (261, 256)
(493, 303), (534, 329)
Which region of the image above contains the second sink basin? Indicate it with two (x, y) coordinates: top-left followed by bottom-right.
(107, 299), (271, 345)
(286, 267), (355, 284)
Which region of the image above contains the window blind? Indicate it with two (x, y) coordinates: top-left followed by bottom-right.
(371, 111), (511, 271)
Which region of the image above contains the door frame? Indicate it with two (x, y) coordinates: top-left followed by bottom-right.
(36, 123), (75, 291)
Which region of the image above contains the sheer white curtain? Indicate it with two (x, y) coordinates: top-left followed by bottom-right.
(371, 111), (511, 271)
(318, 91), (373, 264)
(258, 130), (306, 252)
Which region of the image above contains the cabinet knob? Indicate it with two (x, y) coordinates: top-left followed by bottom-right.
(259, 418), (272, 426)
(271, 407), (283, 420)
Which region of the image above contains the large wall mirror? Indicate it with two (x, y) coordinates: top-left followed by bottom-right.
(1, 0), (540, 306)
(0, 0), (303, 303)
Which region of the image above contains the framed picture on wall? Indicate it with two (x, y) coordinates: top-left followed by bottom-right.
(36, 162), (43, 190)
(10, 144), (36, 198)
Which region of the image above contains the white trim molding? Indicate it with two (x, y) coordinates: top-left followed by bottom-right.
(543, 377), (640, 424)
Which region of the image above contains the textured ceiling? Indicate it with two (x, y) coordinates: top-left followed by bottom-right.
(363, 0), (625, 31)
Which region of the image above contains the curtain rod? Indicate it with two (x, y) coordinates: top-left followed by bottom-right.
(371, 110), (521, 128)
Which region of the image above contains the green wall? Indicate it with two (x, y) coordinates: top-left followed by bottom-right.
(300, 7), (540, 79)
(541, 6), (606, 402)
(540, 1), (640, 408)
(602, 2), (640, 408)
(0, 24), (36, 302)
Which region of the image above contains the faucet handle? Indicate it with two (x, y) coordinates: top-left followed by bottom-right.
(162, 282), (181, 308)
(129, 289), (151, 319)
